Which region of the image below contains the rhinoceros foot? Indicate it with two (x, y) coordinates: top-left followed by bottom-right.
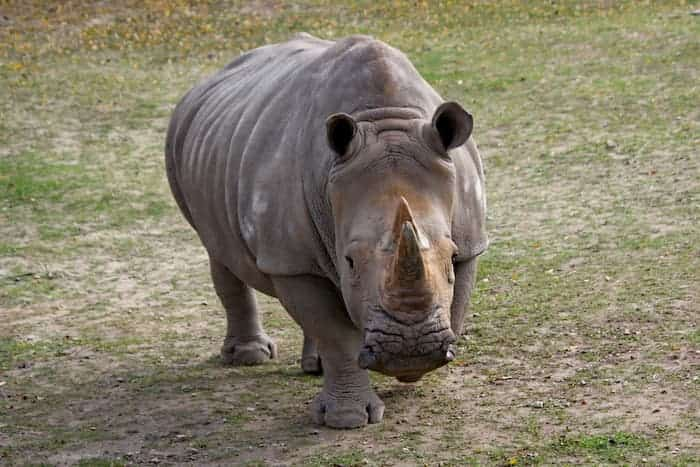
(301, 355), (322, 374)
(221, 334), (277, 366)
(311, 388), (384, 429)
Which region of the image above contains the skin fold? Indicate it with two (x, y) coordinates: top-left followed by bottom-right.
(165, 33), (488, 428)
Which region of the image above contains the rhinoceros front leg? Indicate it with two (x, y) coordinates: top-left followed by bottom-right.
(273, 275), (384, 428)
(450, 257), (478, 336)
(209, 256), (276, 365)
(301, 334), (322, 375)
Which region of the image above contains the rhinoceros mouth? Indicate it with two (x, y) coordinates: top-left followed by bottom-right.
(359, 305), (455, 379)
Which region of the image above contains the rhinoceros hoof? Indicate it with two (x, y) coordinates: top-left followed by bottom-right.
(301, 354), (323, 375)
(310, 389), (385, 429)
(221, 335), (276, 366)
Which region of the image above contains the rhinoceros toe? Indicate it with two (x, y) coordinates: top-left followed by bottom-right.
(301, 355), (323, 375)
(221, 335), (276, 366)
(311, 389), (384, 429)
(300, 335), (323, 375)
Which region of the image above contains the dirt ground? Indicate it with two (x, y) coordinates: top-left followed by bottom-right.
(1, 1), (698, 465)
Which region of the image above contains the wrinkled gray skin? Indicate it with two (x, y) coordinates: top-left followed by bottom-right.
(165, 33), (488, 429)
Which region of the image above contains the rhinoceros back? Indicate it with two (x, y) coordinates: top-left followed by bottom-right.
(166, 35), (334, 283)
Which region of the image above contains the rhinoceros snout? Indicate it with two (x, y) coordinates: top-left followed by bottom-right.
(359, 317), (456, 380)
(358, 343), (456, 371)
(358, 347), (379, 370)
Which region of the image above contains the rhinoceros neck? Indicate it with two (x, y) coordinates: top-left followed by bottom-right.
(302, 165), (339, 287)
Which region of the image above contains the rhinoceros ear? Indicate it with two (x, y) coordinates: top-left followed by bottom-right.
(431, 102), (473, 151)
(326, 113), (357, 158)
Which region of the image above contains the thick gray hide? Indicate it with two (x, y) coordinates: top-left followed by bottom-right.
(166, 34), (486, 284)
(165, 34), (487, 428)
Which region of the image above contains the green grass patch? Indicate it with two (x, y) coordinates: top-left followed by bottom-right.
(0, 335), (144, 372)
(0, 151), (80, 207)
(305, 449), (369, 467)
(550, 431), (651, 462)
(76, 459), (126, 467)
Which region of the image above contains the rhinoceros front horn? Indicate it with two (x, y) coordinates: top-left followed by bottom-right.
(387, 198), (428, 290)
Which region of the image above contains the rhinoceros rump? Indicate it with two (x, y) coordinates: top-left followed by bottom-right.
(165, 34), (488, 428)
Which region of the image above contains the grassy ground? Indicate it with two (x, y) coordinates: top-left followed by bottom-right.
(1, 0), (698, 465)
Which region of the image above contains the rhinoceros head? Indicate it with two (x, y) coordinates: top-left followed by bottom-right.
(326, 102), (473, 382)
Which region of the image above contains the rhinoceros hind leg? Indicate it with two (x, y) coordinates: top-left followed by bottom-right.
(210, 256), (276, 366)
(301, 335), (322, 375)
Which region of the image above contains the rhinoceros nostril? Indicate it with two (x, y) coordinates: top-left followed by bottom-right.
(358, 347), (378, 369)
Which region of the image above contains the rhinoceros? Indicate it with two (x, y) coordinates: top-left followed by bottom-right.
(165, 33), (488, 428)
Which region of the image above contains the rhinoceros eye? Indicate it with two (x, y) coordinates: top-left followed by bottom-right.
(345, 255), (355, 270)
